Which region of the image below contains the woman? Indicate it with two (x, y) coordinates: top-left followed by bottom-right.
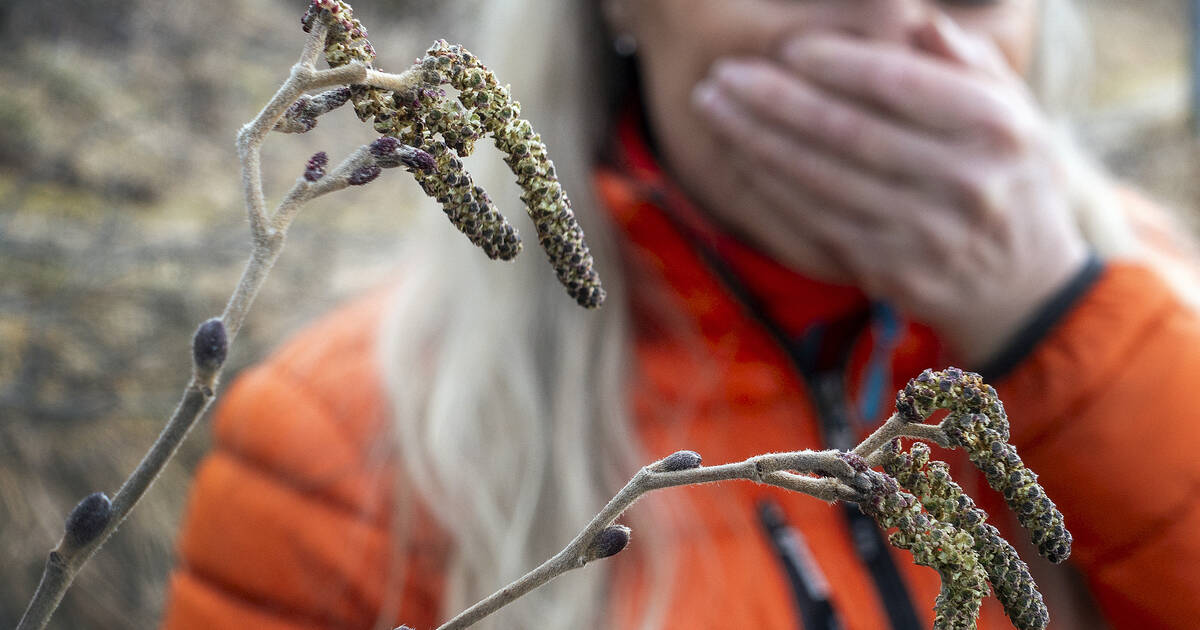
(163, 1), (1200, 628)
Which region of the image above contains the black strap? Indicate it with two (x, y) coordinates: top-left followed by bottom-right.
(977, 253), (1105, 381)
(758, 500), (843, 630)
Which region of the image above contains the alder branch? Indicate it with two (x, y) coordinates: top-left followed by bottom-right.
(17, 4), (1074, 630)
(15, 19), (425, 630)
(856, 412), (951, 465)
(433, 434), (952, 630)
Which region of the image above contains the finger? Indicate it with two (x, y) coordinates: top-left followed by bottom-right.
(779, 34), (1024, 140)
(693, 78), (932, 226)
(912, 13), (1012, 81)
(737, 156), (985, 313)
(729, 156), (878, 287)
(696, 142), (851, 281)
(709, 57), (957, 182)
(740, 184), (852, 283)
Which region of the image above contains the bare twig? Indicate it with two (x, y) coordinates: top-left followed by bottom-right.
(855, 412), (950, 463)
(15, 19), (418, 630)
(434, 449), (865, 630)
(432, 419), (962, 630)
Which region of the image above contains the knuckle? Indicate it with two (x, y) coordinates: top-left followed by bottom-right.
(817, 105), (865, 152)
(865, 59), (913, 102)
(915, 218), (956, 264)
(976, 105), (1035, 154)
(951, 169), (1003, 217)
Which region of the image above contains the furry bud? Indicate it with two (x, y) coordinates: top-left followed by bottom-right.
(348, 165), (382, 186)
(585, 525), (631, 562)
(192, 318), (228, 375)
(370, 136), (436, 172)
(304, 152), (328, 182)
(63, 492), (112, 549)
(655, 450), (702, 472)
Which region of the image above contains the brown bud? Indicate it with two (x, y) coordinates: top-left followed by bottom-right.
(656, 450), (702, 472)
(304, 151), (328, 182)
(585, 525), (631, 562)
(192, 318), (228, 373)
(348, 165), (382, 186)
(64, 492), (112, 549)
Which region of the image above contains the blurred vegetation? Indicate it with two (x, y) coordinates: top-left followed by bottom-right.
(0, 0), (476, 627)
(1, 0), (1196, 628)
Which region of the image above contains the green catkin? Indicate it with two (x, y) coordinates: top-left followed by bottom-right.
(421, 40), (604, 308)
(894, 368), (1073, 563)
(301, 2), (603, 305)
(853, 465), (989, 630)
(882, 440), (1050, 630)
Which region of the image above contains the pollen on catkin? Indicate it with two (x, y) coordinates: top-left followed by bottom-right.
(422, 40), (605, 308)
(858, 470), (988, 630)
(891, 368), (1072, 564)
(943, 412), (1073, 564)
(300, 1), (604, 305)
(882, 440), (1050, 630)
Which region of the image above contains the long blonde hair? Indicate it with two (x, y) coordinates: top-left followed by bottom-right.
(377, 1), (1186, 628)
(378, 1), (671, 627)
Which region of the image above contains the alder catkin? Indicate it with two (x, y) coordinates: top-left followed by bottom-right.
(882, 440), (1050, 630)
(893, 368), (1072, 564)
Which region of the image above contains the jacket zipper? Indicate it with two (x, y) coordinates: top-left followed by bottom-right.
(649, 188), (922, 630)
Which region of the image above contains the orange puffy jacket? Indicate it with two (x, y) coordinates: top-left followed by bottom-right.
(162, 124), (1200, 629)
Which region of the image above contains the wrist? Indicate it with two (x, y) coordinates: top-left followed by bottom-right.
(938, 245), (1094, 370)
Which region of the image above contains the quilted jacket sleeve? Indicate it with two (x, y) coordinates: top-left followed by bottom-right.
(161, 293), (448, 630)
(997, 262), (1200, 628)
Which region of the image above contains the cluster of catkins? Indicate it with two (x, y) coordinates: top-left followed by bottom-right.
(840, 452), (990, 630)
(895, 368), (1073, 564)
(881, 440), (1049, 629)
(299, 0), (604, 308)
(853, 367), (1074, 630)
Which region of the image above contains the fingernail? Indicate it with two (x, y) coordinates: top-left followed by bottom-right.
(929, 12), (967, 54)
(711, 59), (750, 89)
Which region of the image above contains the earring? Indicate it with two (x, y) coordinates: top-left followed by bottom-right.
(613, 32), (638, 57)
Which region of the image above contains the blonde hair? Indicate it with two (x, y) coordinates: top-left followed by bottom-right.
(377, 1), (1190, 628)
(378, 2), (671, 628)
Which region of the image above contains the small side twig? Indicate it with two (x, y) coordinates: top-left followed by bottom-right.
(15, 18), (425, 630)
(855, 412), (950, 465)
(434, 449), (863, 630)
(431, 414), (965, 630)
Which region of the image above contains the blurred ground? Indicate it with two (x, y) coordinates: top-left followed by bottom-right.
(1083, 0), (1200, 215)
(1, 0), (1197, 628)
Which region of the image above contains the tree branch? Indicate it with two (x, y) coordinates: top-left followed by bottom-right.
(15, 18), (386, 630)
(434, 449), (865, 630)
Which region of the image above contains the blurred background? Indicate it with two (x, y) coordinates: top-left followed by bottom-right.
(1, 0), (1196, 627)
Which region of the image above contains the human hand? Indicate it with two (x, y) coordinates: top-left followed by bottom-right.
(690, 15), (1090, 365)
